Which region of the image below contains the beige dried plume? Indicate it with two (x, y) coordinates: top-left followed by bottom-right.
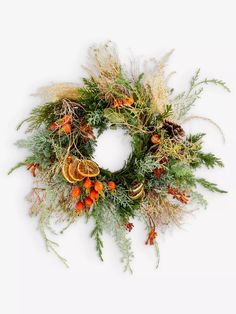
(84, 41), (130, 104)
(34, 83), (80, 103)
(143, 50), (174, 114)
(141, 190), (184, 229)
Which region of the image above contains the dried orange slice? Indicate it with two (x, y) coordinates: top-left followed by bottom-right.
(77, 160), (100, 177)
(128, 187), (144, 200)
(68, 159), (85, 181)
(62, 157), (77, 184)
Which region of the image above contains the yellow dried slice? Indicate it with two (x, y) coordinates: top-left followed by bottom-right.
(62, 157), (77, 184)
(68, 159), (85, 181)
(128, 187), (144, 200)
(77, 160), (100, 177)
(131, 182), (144, 194)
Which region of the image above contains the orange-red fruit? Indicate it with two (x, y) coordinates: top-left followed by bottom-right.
(94, 181), (103, 192)
(124, 96), (134, 106)
(49, 122), (59, 131)
(63, 115), (72, 124)
(71, 186), (81, 199)
(125, 222), (134, 232)
(84, 178), (93, 189)
(145, 228), (157, 246)
(75, 201), (84, 215)
(151, 134), (161, 145)
(154, 167), (165, 179)
(113, 99), (123, 108)
(85, 196), (93, 208)
(62, 123), (71, 134)
(107, 181), (116, 190)
(89, 189), (99, 201)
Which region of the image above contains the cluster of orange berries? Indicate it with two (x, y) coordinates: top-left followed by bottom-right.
(113, 96), (134, 108)
(71, 179), (116, 215)
(49, 115), (72, 134)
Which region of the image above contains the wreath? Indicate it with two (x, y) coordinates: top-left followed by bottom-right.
(10, 42), (229, 271)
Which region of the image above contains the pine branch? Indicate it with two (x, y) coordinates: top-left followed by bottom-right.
(39, 208), (69, 268)
(8, 161), (26, 175)
(190, 191), (208, 209)
(170, 162), (196, 188)
(91, 211), (104, 261)
(196, 178), (227, 193)
(197, 152), (224, 168)
(186, 133), (205, 143)
(17, 102), (61, 133)
(99, 202), (134, 272)
(135, 155), (160, 177)
(157, 104), (173, 122)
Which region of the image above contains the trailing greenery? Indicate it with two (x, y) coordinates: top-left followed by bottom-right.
(91, 208), (104, 261)
(196, 178), (227, 193)
(171, 68), (230, 121)
(17, 102), (62, 133)
(10, 42), (228, 271)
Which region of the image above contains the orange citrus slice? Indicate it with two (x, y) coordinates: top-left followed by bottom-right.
(68, 159), (85, 181)
(77, 160), (100, 177)
(62, 157), (77, 184)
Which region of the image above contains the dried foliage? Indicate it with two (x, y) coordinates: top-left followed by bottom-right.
(9, 42), (229, 271)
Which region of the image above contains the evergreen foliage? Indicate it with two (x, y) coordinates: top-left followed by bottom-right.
(9, 42), (228, 271)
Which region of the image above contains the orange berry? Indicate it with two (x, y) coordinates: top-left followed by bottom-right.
(63, 115), (72, 124)
(124, 96), (134, 106)
(154, 167), (165, 179)
(84, 178), (93, 189)
(85, 196), (93, 208)
(49, 122), (59, 131)
(89, 189), (99, 201)
(94, 181), (103, 192)
(151, 134), (160, 144)
(62, 123), (71, 134)
(107, 181), (116, 190)
(125, 222), (134, 232)
(71, 186), (81, 199)
(75, 201), (84, 215)
(113, 99), (123, 108)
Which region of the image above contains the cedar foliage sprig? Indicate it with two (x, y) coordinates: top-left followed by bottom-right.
(9, 42), (228, 271)
(196, 178), (227, 193)
(172, 68), (230, 121)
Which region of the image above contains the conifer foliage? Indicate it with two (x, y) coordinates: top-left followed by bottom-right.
(9, 42), (229, 271)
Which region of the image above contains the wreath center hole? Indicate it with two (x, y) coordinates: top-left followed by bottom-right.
(92, 128), (132, 172)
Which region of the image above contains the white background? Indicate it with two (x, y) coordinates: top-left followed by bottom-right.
(0, 0), (236, 313)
